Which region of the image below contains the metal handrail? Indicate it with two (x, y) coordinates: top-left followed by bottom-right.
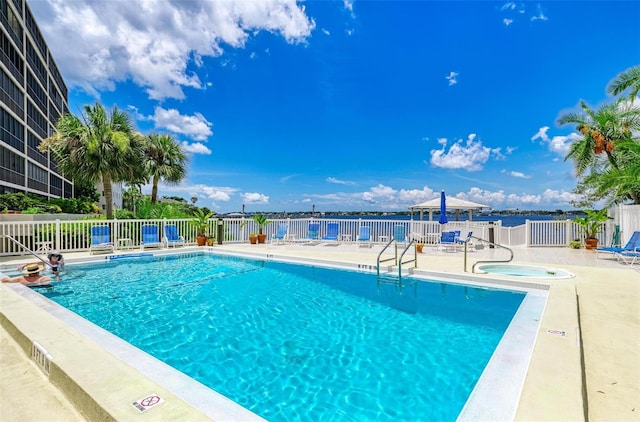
(397, 239), (417, 280)
(467, 235), (514, 273)
(0, 235), (51, 268)
(376, 237), (397, 276)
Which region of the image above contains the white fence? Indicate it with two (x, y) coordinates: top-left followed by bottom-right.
(0, 216), (617, 257)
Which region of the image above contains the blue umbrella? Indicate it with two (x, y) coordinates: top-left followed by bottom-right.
(438, 190), (448, 224)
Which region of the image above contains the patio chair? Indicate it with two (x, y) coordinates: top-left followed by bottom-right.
(394, 225), (407, 244)
(322, 222), (339, 245)
(596, 231), (640, 259)
(141, 225), (163, 250)
(301, 223), (321, 245)
(617, 249), (640, 268)
(89, 225), (114, 255)
(163, 224), (186, 248)
(438, 231), (458, 252)
(356, 226), (372, 248)
(271, 223), (289, 245)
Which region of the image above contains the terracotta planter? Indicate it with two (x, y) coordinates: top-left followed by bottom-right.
(416, 243), (425, 253)
(196, 235), (207, 246)
(257, 234), (267, 244)
(249, 235), (258, 244)
(585, 238), (598, 250)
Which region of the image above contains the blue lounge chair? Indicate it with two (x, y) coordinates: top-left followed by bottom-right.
(163, 224), (186, 247)
(617, 249), (640, 267)
(90, 225), (114, 255)
(301, 223), (321, 245)
(393, 225), (406, 243)
(596, 231), (640, 259)
(357, 226), (372, 248)
(271, 223), (288, 245)
(141, 225), (163, 250)
(438, 231), (458, 252)
(322, 222), (339, 244)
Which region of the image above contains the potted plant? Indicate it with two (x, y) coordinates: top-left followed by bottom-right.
(206, 235), (216, 246)
(241, 213), (272, 244)
(190, 208), (215, 246)
(248, 233), (258, 244)
(573, 209), (611, 250)
(416, 243), (425, 253)
(569, 239), (582, 249)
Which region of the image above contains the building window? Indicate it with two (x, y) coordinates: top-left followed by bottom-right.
(27, 161), (48, 192)
(0, 30), (24, 85)
(1, 107), (24, 151)
(0, 67), (23, 116)
(27, 130), (47, 165)
(24, 5), (47, 59)
(0, 145), (25, 185)
(27, 100), (47, 138)
(27, 70), (47, 116)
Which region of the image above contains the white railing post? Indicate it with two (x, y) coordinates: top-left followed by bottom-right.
(55, 219), (61, 251)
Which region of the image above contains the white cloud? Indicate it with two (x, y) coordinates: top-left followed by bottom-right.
(321, 28), (330, 36)
(502, 170), (532, 179)
(500, 2), (517, 11)
(298, 184), (581, 211)
(531, 126), (579, 156)
(343, 0), (354, 13)
(429, 134), (500, 171)
(458, 187), (506, 205)
(148, 183), (236, 205)
(153, 107), (213, 141)
(30, 0), (316, 100)
(181, 142), (212, 155)
(326, 177), (355, 185)
(242, 192), (270, 204)
(503, 18), (513, 26)
(531, 5), (548, 21)
(199, 186), (233, 202)
(445, 71), (458, 86)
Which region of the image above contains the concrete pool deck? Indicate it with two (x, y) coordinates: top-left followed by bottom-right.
(1, 243), (639, 421)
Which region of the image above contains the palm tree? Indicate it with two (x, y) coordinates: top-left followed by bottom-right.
(607, 66), (640, 102)
(558, 99), (638, 176)
(594, 138), (640, 204)
(40, 103), (145, 219)
(143, 134), (189, 203)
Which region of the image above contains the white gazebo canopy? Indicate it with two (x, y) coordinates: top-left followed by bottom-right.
(409, 197), (491, 221)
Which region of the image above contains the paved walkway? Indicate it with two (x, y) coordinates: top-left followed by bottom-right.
(0, 324), (86, 421)
(1, 244), (638, 421)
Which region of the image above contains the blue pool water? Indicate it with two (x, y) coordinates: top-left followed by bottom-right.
(42, 253), (525, 421)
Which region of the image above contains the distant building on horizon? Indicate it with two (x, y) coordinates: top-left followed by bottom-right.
(0, 0), (73, 200)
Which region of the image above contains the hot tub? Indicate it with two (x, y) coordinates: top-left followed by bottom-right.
(475, 264), (575, 279)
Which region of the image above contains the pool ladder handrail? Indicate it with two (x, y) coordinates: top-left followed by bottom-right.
(0, 235), (51, 268)
(376, 237), (397, 276)
(376, 238), (417, 285)
(466, 235), (514, 273)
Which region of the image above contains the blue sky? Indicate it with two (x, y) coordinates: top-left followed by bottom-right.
(30, 0), (640, 213)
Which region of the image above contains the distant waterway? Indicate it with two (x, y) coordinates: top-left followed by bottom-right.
(320, 214), (577, 227)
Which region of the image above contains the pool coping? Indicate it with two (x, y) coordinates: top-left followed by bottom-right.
(2, 248), (550, 421)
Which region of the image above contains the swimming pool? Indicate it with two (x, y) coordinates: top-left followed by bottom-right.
(476, 264), (575, 279)
(41, 252), (529, 421)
